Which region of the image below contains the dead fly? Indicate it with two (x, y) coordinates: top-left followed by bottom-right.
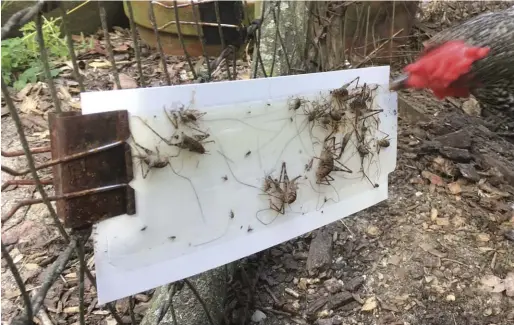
(229, 210), (235, 219)
(305, 158), (314, 172)
(315, 133), (352, 186)
(164, 105), (206, 130)
(245, 150), (252, 158)
(258, 162), (301, 225)
(222, 175), (228, 181)
(131, 139), (169, 179)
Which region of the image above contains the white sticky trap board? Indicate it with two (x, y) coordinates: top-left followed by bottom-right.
(80, 65), (397, 304)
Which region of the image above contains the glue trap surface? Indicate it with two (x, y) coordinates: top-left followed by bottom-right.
(80, 66), (397, 304)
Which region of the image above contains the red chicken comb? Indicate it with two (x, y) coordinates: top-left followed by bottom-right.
(402, 41), (490, 99)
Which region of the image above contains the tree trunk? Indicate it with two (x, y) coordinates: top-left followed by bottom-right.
(142, 265), (232, 325)
(252, 1), (310, 77)
(257, 1), (420, 74)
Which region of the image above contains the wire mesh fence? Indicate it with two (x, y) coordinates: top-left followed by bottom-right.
(1, 1), (419, 324)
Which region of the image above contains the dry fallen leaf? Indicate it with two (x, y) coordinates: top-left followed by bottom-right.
(115, 73), (138, 90)
(448, 182), (462, 195)
(89, 60), (112, 69)
(366, 225), (381, 237)
(476, 233), (490, 242)
(113, 44), (130, 52)
(432, 156), (457, 176)
(480, 274), (505, 293)
(504, 272), (514, 297)
(63, 306), (80, 313)
(361, 296), (377, 311)
(430, 208), (438, 221)
(20, 96), (40, 115)
(421, 170), (445, 186)
(436, 218), (450, 226)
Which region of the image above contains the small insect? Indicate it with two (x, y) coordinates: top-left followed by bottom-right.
(305, 158), (314, 172)
(141, 226), (147, 231)
(247, 226), (253, 232)
(245, 150), (252, 158)
(169, 236), (176, 240)
(230, 210), (235, 219)
(222, 175), (228, 181)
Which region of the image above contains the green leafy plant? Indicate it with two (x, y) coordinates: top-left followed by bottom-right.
(1, 17), (70, 90)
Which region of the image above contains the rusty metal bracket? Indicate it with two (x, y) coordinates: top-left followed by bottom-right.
(49, 110), (135, 229)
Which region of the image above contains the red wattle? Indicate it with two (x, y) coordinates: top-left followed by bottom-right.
(402, 41), (490, 99)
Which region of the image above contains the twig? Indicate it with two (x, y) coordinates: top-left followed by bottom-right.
(252, 1), (267, 78)
(59, 4), (85, 92)
(269, 3), (279, 76)
(339, 219), (355, 236)
(126, 1), (146, 87)
(184, 279), (216, 325)
(149, 1), (172, 85)
(341, 8), (348, 67)
(35, 12), (61, 113)
(354, 29), (403, 68)
(264, 285), (279, 305)
(2, 241), (33, 324)
(173, 0), (197, 80)
(259, 306), (292, 317)
(363, 5), (370, 58)
(190, 0), (211, 80)
(441, 258), (468, 267)
(389, 1), (396, 65)
(98, 1), (121, 89)
(77, 239), (86, 325)
(271, 2), (291, 74)
(0, 78), (69, 240)
(214, 1), (232, 80)
(30, 237), (77, 316)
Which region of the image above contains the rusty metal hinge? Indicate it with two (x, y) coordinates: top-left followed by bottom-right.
(49, 110), (136, 229)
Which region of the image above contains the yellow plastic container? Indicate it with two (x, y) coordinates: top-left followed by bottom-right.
(123, 0), (257, 57)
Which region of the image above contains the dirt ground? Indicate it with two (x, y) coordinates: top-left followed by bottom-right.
(2, 2), (514, 325)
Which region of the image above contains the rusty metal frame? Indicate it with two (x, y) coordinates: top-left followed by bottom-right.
(48, 110), (136, 229)
(2, 111), (135, 229)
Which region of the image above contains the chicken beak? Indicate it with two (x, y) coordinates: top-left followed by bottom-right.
(389, 74), (409, 91)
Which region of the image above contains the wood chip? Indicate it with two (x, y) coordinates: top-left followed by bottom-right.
(63, 306), (80, 313)
(361, 296), (377, 311)
(285, 287), (300, 298)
